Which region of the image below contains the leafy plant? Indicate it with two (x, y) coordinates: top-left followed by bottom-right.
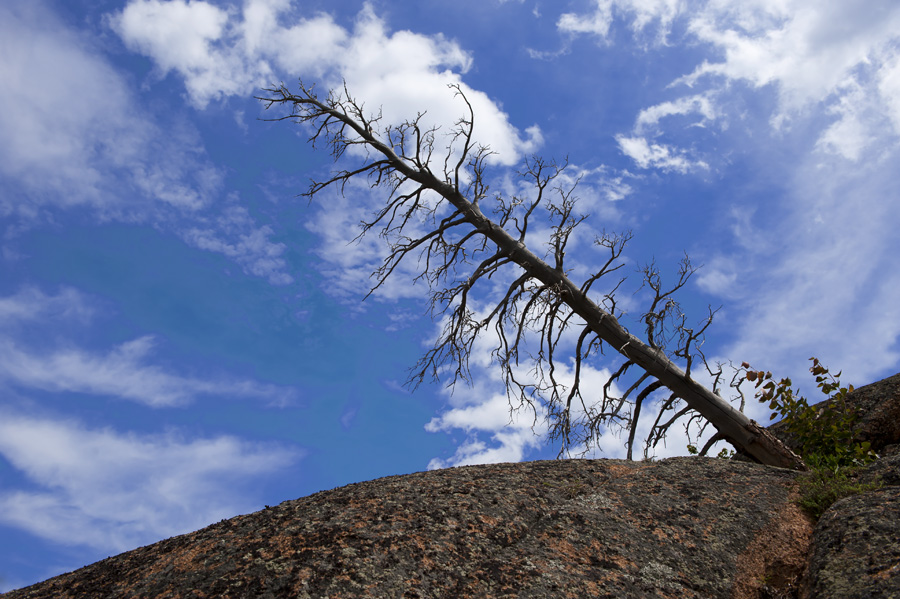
(794, 460), (882, 520)
(742, 357), (880, 518)
(744, 357), (875, 468)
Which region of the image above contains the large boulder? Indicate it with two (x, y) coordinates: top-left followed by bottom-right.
(8, 371), (899, 599)
(843, 372), (900, 452)
(4, 458), (811, 599)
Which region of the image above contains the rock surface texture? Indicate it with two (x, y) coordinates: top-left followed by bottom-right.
(4, 458), (811, 599)
(802, 486), (900, 599)
(4, 371), (899, 599)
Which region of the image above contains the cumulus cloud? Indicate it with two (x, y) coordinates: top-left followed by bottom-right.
(425, 388), (546, 469)
(114, 0), (237, 102)
(113, 0), (541, 165)
(420, 290), (688, 467)
(0, 412), (299, 551)
(422, 337), (713, 467)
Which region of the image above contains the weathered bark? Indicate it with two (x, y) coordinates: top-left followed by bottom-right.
(258, 84), (806, 470)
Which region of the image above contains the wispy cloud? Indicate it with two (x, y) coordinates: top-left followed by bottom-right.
(558, 0), (684, 44)
(0, 286), (94, 324)
(0, 286), (303, 554)
(423, 0), (900, 465)
(0, 412), (300, 551)
(0, 335), (294, 407)
(563, 0), (900, 161)
(634, 94), (716, 135)
(0, 0), (291, 284)
(0, 2), (221, 217)
(711, 153), (900, 385)
(555, 0), (900, 387)
(0, 287), (297, 407)
(181, 203), (292, 285)
(616, 135), (709, 172)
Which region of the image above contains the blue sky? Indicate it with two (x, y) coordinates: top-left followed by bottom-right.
(2, 0), (899, 590)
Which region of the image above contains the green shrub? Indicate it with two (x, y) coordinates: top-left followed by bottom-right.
(794, 459), (882, 520)
(743, 357), (879, 519)
(745, 357), (875, 467)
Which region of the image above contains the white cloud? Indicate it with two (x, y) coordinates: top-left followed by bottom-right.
(423, 348), (710, 466)
(879, 50), (900, 132)
(681, 1), (900, 119)
(0, 412), (299, 551)
(0, 2), (222, 217)
(427, 429), (542, 469)
(705, 152), (900, 386)
(421, 296), (670, 467)
(425, 386), (546, 469)
(0, 336), (292, 407)
(0, 286), (94, 324)
(304, 160), (632, 305)
(115, 0), (234, 100)
(558, 1), (614, 38)
(562, 1), (900, 161)
(0, 287), (296, 407)
(0, 0), (292, 284)
(181, 204), (292, 285)
(558, 0), (684, 42)
(694, 257), (740, 299)
(302, 184), (430, 303)
(634, 94), (716, 134)
(113, 0), (541, 165)
(616, 135), (709, 172)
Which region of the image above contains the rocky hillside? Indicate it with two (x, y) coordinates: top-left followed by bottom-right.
(4, 374), (899, 599)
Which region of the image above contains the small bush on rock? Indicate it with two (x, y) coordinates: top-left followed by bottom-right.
(743, 357), (880, 519)
(794, 459), (880, 520)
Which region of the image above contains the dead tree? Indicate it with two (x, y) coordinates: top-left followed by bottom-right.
(257, 81), (805, 470)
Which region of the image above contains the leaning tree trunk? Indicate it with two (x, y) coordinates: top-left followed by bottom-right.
(261, 84), (807, 471)
(427, 177), (806, 470)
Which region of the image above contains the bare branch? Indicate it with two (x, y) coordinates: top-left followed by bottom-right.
(257, 81), (806, 470)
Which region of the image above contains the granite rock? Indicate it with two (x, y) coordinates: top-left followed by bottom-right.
(801, 486), (900, 599)
(3, 458), (812, 599)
